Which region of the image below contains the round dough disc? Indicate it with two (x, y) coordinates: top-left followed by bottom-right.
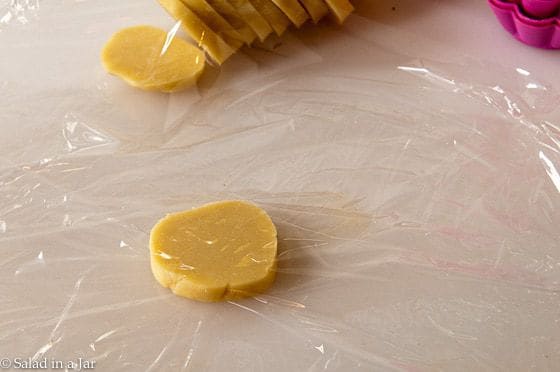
(101, 25), (205, 92)
(150, 200), (278, 302)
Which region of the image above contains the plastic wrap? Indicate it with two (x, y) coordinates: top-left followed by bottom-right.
(1, 0), (560, 370)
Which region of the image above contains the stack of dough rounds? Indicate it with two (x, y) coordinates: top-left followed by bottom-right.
(159, 0), (355, 62)
(101, 0), (354, 90)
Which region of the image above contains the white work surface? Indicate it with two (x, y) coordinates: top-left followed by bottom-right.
(1, 0), (559, 370)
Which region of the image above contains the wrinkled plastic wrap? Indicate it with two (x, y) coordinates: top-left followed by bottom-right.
(1, 0), (560, 370)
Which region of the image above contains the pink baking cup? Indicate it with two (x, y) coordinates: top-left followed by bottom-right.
(522, 0), (560, 18)
(488, 0), (560, 48)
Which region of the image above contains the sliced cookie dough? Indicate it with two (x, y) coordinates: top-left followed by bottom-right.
(270, 0), (308, 27)
(150, 201), (278, 302)
(226, 0), (274, 41)
(206, 0), (258, 44)
(101, 25), (205, 92)
(299, 0), (329, 23)
(249, 0), (291, 36)
(323, 0), (354, 24)
(180, 0), (245, 49)
(159, 0), (235, 64)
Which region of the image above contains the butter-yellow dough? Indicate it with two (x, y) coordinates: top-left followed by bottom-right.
(150, 201), (278, 302)
(269, 0), (308, 27)
(101, 25), (205, 92)
(323, 0), (354, 24)
(180, 0), (245, 49)
(299, 0), (329, 23)
(206, 0), (257, 44)
(159, 0), (235, 64)
(249, 0), (290, 36)
(227, 0), (273, 41)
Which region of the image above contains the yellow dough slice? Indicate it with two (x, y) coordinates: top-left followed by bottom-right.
(249, 0), (291, 36)
(226, 0), (273, 41)
(323, 0), (354, 24)
(206, 0), (257, 44)
(180, 0), (244, 49)
(150, 201), (278, 302)
(101, 25), (205, 92)
(269, 0), (308, 27)
(159, 0), (235, 64)
(299, 0), (329, 23)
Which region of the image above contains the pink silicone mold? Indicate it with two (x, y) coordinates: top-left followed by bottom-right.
(522, 0), (560, 18)
(488, 0), (560, 49)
